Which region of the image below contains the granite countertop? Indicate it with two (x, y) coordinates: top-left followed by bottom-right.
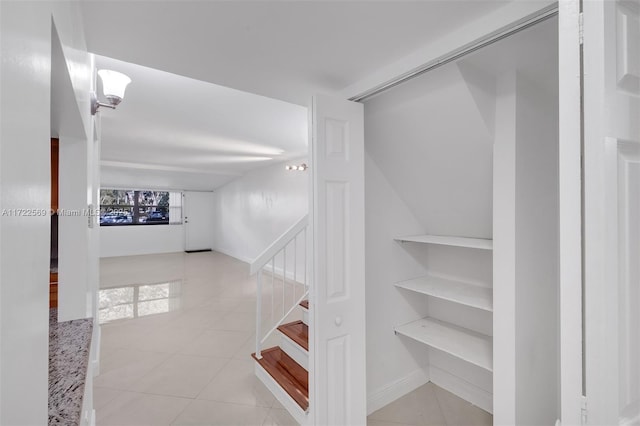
(48, 309), (93, 426)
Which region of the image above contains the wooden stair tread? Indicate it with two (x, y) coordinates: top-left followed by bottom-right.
(299, 300), (309, 310)
(252, 347), (308, 411)
(278, 320), (308, 351)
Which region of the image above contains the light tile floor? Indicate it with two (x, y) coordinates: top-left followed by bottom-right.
(96, 251), (492, 426)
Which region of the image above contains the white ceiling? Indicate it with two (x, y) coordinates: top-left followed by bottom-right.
(83, 1), (521, 191)
(82, 1), (511, 106)
(96, 54), (307, 190)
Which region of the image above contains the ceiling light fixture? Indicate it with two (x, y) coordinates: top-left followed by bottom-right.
(91, 69), (132, 115)
(285, 163), (308, 171)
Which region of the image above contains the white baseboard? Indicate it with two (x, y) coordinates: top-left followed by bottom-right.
(367, 368), (430, 415)
(211, 247), (253, 264)
(429, 365), (493, 414)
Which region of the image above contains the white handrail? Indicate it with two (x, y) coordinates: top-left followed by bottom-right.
(250, 214), (308, 275)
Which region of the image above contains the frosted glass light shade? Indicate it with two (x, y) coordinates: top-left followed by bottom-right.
(98, 69), (131, 101)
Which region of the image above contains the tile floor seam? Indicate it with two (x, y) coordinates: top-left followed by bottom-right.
(165, 394), (195, 426)
(191, 356), (236, 401)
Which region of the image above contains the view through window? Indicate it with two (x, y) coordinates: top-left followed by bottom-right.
(99, 189), (182, 226)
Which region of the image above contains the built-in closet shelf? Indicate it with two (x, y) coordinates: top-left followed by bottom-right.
(395, 234), (493, 250)
(395, 276), (492, 312)
(394, 317), (493, 372)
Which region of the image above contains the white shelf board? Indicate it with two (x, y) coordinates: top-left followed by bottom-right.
(395, 317), (493, 372)
(395, 275), (492, 312)
(395, 234), (493, 250)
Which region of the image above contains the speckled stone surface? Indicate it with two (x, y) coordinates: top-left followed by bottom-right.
(48, 309), (93, 426)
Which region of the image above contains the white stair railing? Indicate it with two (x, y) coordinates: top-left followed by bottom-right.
(250, 215), (309, 359)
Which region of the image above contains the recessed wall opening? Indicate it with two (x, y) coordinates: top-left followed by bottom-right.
(364, 16), (560, 424)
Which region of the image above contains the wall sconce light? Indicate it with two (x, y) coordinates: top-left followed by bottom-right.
(91, 69), (132, 115)
(285, 163), (308, 171)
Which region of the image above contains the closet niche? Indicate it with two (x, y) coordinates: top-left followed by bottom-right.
(364, 16), (559, 425)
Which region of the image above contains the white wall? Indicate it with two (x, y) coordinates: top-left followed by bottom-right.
(493, 70), (518, 424)
(513, 71), (559, 426)
(364, 154), (432, 413)
(0, 2), (92, 423)
(100, 225), (185, 258)
(212, 158), (308, 265)
(364, 63), (493, 238)
(493, 69), (560, 426)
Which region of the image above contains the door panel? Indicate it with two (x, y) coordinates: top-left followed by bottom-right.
(616, 141), (640, 423)
(310, 94), (366, 425)
(184, 191), (214, 252)
(584, 0), (640, 424)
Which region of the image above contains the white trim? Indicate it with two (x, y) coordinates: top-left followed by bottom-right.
(366, 368), (430, 415)
(558, 1), (584, 424)
(429, 365), (493, 415)
(254, 363), (309, 425)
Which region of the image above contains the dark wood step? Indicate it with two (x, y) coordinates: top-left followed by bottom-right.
(278, 320), (308, 351)
(299, 300), (309, 310)
(50, 273), (58, 309)
(252, 346), (308, 411)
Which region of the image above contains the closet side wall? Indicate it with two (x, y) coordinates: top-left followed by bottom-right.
(493, 70), (560, 424)
(514, 73), (560, 425)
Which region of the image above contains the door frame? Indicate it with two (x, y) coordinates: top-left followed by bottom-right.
(558, 0), (585, 424)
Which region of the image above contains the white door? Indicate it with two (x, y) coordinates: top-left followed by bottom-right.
(184, 191), (214, 252)
(583, 0), (640, 424)
(310, 94), (366, 425)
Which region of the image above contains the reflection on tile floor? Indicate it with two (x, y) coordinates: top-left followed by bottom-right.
(99, 280), (183, 324)
(95, 251), (492, 426)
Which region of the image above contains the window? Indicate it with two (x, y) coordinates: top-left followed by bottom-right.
(99, 189), (182, 226)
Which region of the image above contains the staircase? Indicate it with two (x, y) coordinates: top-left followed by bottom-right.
(252, 300), (309, 423)
(249, 216), (310, 425)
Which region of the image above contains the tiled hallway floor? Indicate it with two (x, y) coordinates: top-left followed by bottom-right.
(95, 252), (492, 425)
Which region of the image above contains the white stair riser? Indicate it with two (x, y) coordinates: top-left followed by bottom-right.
(280, 332), (309, 370)
(254, 363), (309, 425)
(302, 308), (309, 326)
